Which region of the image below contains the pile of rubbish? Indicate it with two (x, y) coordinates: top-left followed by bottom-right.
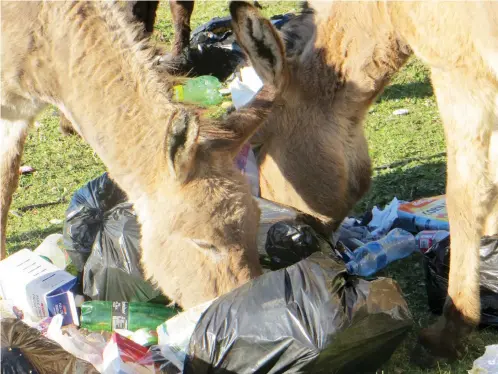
(2, 14), (497, 374)
(0, 170), (416, 373)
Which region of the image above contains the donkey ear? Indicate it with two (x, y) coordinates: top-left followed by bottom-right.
(164, 109), (200, 184)
(230, 1), (288, 88)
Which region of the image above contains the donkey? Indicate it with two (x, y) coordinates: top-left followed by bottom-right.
(0, 1), (286, 309)
(229, 0), (498, 362)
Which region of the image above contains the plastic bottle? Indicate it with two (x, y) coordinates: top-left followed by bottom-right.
(33, 234), (70, 270)
(80, 301), (178, 332)
(173, 75), (223, 107)
(346, 228), (417, 277)
(415, 230), (450, 253)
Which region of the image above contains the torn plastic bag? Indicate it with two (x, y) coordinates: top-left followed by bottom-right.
(82, 202), (162, 302)
(423, 234), (498, 326)
(63, 172), (127, 272)
(1, 318), (99, 374)
(184, 252), (413, 374)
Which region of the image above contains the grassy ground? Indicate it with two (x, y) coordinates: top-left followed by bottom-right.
(5, 2), (497, 373)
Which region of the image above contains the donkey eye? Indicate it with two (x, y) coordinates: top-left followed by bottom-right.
(191, 238), (219, 252)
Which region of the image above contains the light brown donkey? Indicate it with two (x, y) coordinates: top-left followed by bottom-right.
(229, 0), (498, 362)
(0, 1), (286, 309)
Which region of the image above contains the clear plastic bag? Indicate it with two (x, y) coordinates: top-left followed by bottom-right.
(46, 314), (107, 372)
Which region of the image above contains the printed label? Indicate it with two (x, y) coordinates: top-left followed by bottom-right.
(111, 301), (129, 330)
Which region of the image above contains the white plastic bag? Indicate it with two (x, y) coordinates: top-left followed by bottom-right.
(46, 314), (107, 372)
(229, 66), (264, 109)
(368, 197), (404, 238)
(469, 344), (498, 374)
(156, 299), (215, 372)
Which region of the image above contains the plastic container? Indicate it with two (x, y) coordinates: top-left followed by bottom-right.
(173, 75), (223, 106)
(415, 230), (450, 253)
(80, 301), (178, 332)
(33, 234), (70, 270)
(346, 228), (417, 277)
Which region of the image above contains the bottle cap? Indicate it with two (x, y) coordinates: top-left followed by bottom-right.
(173, 85), (184, 102)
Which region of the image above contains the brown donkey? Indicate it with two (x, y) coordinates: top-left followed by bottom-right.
(229, 0), (498, 362)
(0, 1), (286, 309)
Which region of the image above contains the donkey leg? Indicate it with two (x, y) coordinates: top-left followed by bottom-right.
(0, 118), (29, 260)
(418, 70), (497, 361)
(169, 1), (195, 56)
(157, 1), (195, 74)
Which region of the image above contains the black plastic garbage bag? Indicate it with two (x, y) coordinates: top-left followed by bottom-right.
(184, 252), (413, 374)
(265, 220), (335, 270)
(82, 202), (162, 302)
(423, 235), (498, 326)
(183, 13), (298, 81)
(1, 318), (99, 374)
(63, 173), (162, 302)
(63, 172), (127, 272)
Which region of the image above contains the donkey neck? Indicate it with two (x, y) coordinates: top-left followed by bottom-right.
(308, 2), (411, 115)
(39, 2), (176, 202)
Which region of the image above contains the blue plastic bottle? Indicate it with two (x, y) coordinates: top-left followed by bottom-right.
(346, 228), (417, 277)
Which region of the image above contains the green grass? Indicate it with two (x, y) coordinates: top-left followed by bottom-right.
(5, 2), (497, 373)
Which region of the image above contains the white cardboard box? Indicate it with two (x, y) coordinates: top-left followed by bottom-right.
(0, 248), (79, 325)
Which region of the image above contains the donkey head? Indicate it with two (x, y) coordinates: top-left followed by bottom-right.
(228, 1), (373, 234)
(140, 4), (288, 309)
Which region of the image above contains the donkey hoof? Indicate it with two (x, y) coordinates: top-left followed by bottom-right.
(156, 52), (190, 75)
(417, 326), (465, 362)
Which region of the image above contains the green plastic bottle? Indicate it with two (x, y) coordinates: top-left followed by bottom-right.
(173, 75), (223, 107)
(80, 301), (179, 332)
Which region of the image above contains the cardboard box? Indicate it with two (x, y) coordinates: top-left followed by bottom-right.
(397, 195), (449, 232)
(0, 249), (79, 326)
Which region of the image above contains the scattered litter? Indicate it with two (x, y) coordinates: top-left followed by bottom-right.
(469, 344), (498, 374)
(345, 228), (417, 277)
(393, 108), (409, 116)
(46, 314), (107, 372)
(0, 249), (79, 326)
(368, 196), (404, 238)
(156, 299), (215, 372)
(397, 195), (449, 232)
(80, 300), (177, 333)
(229, 66), (264, 109)
(102, 332), (155, 374)
(19, 165), (35, 175)
(415, 230), (449, 253)
(49, 218), (63, 225)
(173, 75), (223, 107)
(423, 234), (498, 326)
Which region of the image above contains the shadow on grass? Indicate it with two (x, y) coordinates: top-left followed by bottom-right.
(7, 225), (63, 254)
(354, 160), (447, 215)
(379, 81), (434, 102)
